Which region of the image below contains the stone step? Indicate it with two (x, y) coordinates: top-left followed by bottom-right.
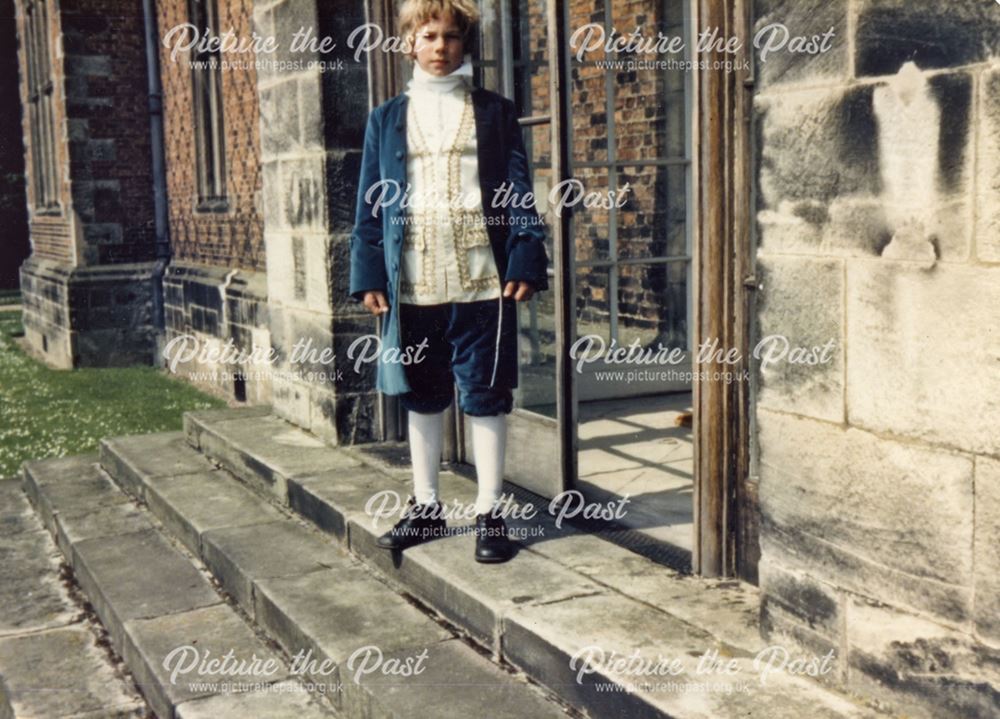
(97, 432), (577, 719)
(19, 455), (336, 719)
(179, 409), (891, 719)
(0, 476), (148, 719)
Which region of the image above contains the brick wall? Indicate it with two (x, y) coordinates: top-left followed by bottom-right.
(157, 0), (265, 271)
(61, 0), (157, 265)
(525, 0), (688, 347)
(16, 0), (162, 367)
(752, 1), (1000, 716)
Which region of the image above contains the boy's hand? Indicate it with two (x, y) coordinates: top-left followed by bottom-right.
(363, 291), (389, 315)
(503, 281), (535, 302)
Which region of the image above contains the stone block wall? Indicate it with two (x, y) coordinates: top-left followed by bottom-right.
(162, 263), (271, 404)
(252, 0), (379, 444)
(752, 1), (1000, 716)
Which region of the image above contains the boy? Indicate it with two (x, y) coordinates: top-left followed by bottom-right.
(348, 0), (549, 563)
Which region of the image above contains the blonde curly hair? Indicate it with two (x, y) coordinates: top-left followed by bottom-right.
(398, 0), (481, 59)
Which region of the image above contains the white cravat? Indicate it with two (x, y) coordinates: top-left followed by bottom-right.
(400, 56), (502, 304)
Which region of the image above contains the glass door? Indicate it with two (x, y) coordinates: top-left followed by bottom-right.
(464, 1), (694, 542)
(462, 0), (572, 498)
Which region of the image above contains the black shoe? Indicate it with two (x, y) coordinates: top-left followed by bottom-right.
(376, 497), (446, 551)
(474, 512), (513, 563)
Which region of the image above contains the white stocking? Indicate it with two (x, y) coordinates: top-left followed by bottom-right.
(408, 409), (444, 505)
(470, 414), (507, 515)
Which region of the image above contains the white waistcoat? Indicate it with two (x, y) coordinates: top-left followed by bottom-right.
(399, 61), (502, 305)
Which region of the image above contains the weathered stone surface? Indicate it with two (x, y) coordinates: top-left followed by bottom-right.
(756, 84), (880, 209)
(758, 195), (970, 263)
(0, 627), (146, 719)
(846, 260), (1000, 455)
(101, 431), (217, 500)
(758, 556), (842, 638)
(521, 521), (765, 655)
(175, 680), (335, 718)
(855, 0), (1000, 77)
(253, 569), (451, 705)
(974, 457), (1000, 644)
(757, 409), (974, 623)
(22, 456), (130, 537)
(289, 467), (409, 542)
(144, 470), (284, 557)
(53, 501), (153, 562)
(0, 477), (43, 537)
(191, 412), (361, 501)
(757, 557), (845, 688)
(183, 405), (273, 449)
(846, 597), (1000, 719)
(752, 0), (848, 88)
(504, 592), (878, 719)
(345, 639), (571, 719)
(755, 255), (844, 423)
(72, 529), (221, 655)
(0, 529), (76, 636)
(123, 604), (289, 719)
(201, 520), (353, 616)
(977, 69), (1000, 263)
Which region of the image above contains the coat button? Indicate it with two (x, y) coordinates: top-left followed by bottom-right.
(395, 150), (404, 159)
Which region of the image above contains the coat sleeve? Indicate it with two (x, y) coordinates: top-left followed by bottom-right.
(349, 106), (389, 302)
(500, 98), (550, 292)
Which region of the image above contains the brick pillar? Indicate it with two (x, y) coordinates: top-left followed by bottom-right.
(253, 0), (378, 444)
(15, 0), (162, 368)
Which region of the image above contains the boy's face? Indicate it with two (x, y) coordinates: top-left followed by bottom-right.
(411, 13), (465, 77)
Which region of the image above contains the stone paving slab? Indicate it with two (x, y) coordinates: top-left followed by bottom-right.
(0, 476), (150, 717)
(0, 525), (77, 637)
(186, 413), (362, 503)
(72, 529), (221, 656)
(183, 405), (273, 449)
(21, 452), (346, 719)
(175, 680), (336, 718)
(345, 638), (570, 719)
(253, 569), (453, 710)
(0, 627), (146, 719)
(21, 457), (130, 538)
(53, 502), (154, 566)
(143, 469), (284, 557)
(101, 432), (217, 501)
(123, 603), (289, 719)
(288, 467), (410, 542)
(0, 477), (41, 537)
(521, 524), (766, 655)
(504, 592), (882, 719)
(200, 520), (358, 616)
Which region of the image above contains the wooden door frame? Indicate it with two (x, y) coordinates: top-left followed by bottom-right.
(691, 0), (758, 580)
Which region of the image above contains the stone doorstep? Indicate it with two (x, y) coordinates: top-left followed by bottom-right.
(94, 433), (577, 719)
(180, 409), (890, 719)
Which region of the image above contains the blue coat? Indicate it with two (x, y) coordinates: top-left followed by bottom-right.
(349, 86), (549, 395)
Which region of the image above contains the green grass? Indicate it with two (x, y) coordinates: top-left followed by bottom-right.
(0, 314), (226, 477)
(0, 290), (21, 306)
